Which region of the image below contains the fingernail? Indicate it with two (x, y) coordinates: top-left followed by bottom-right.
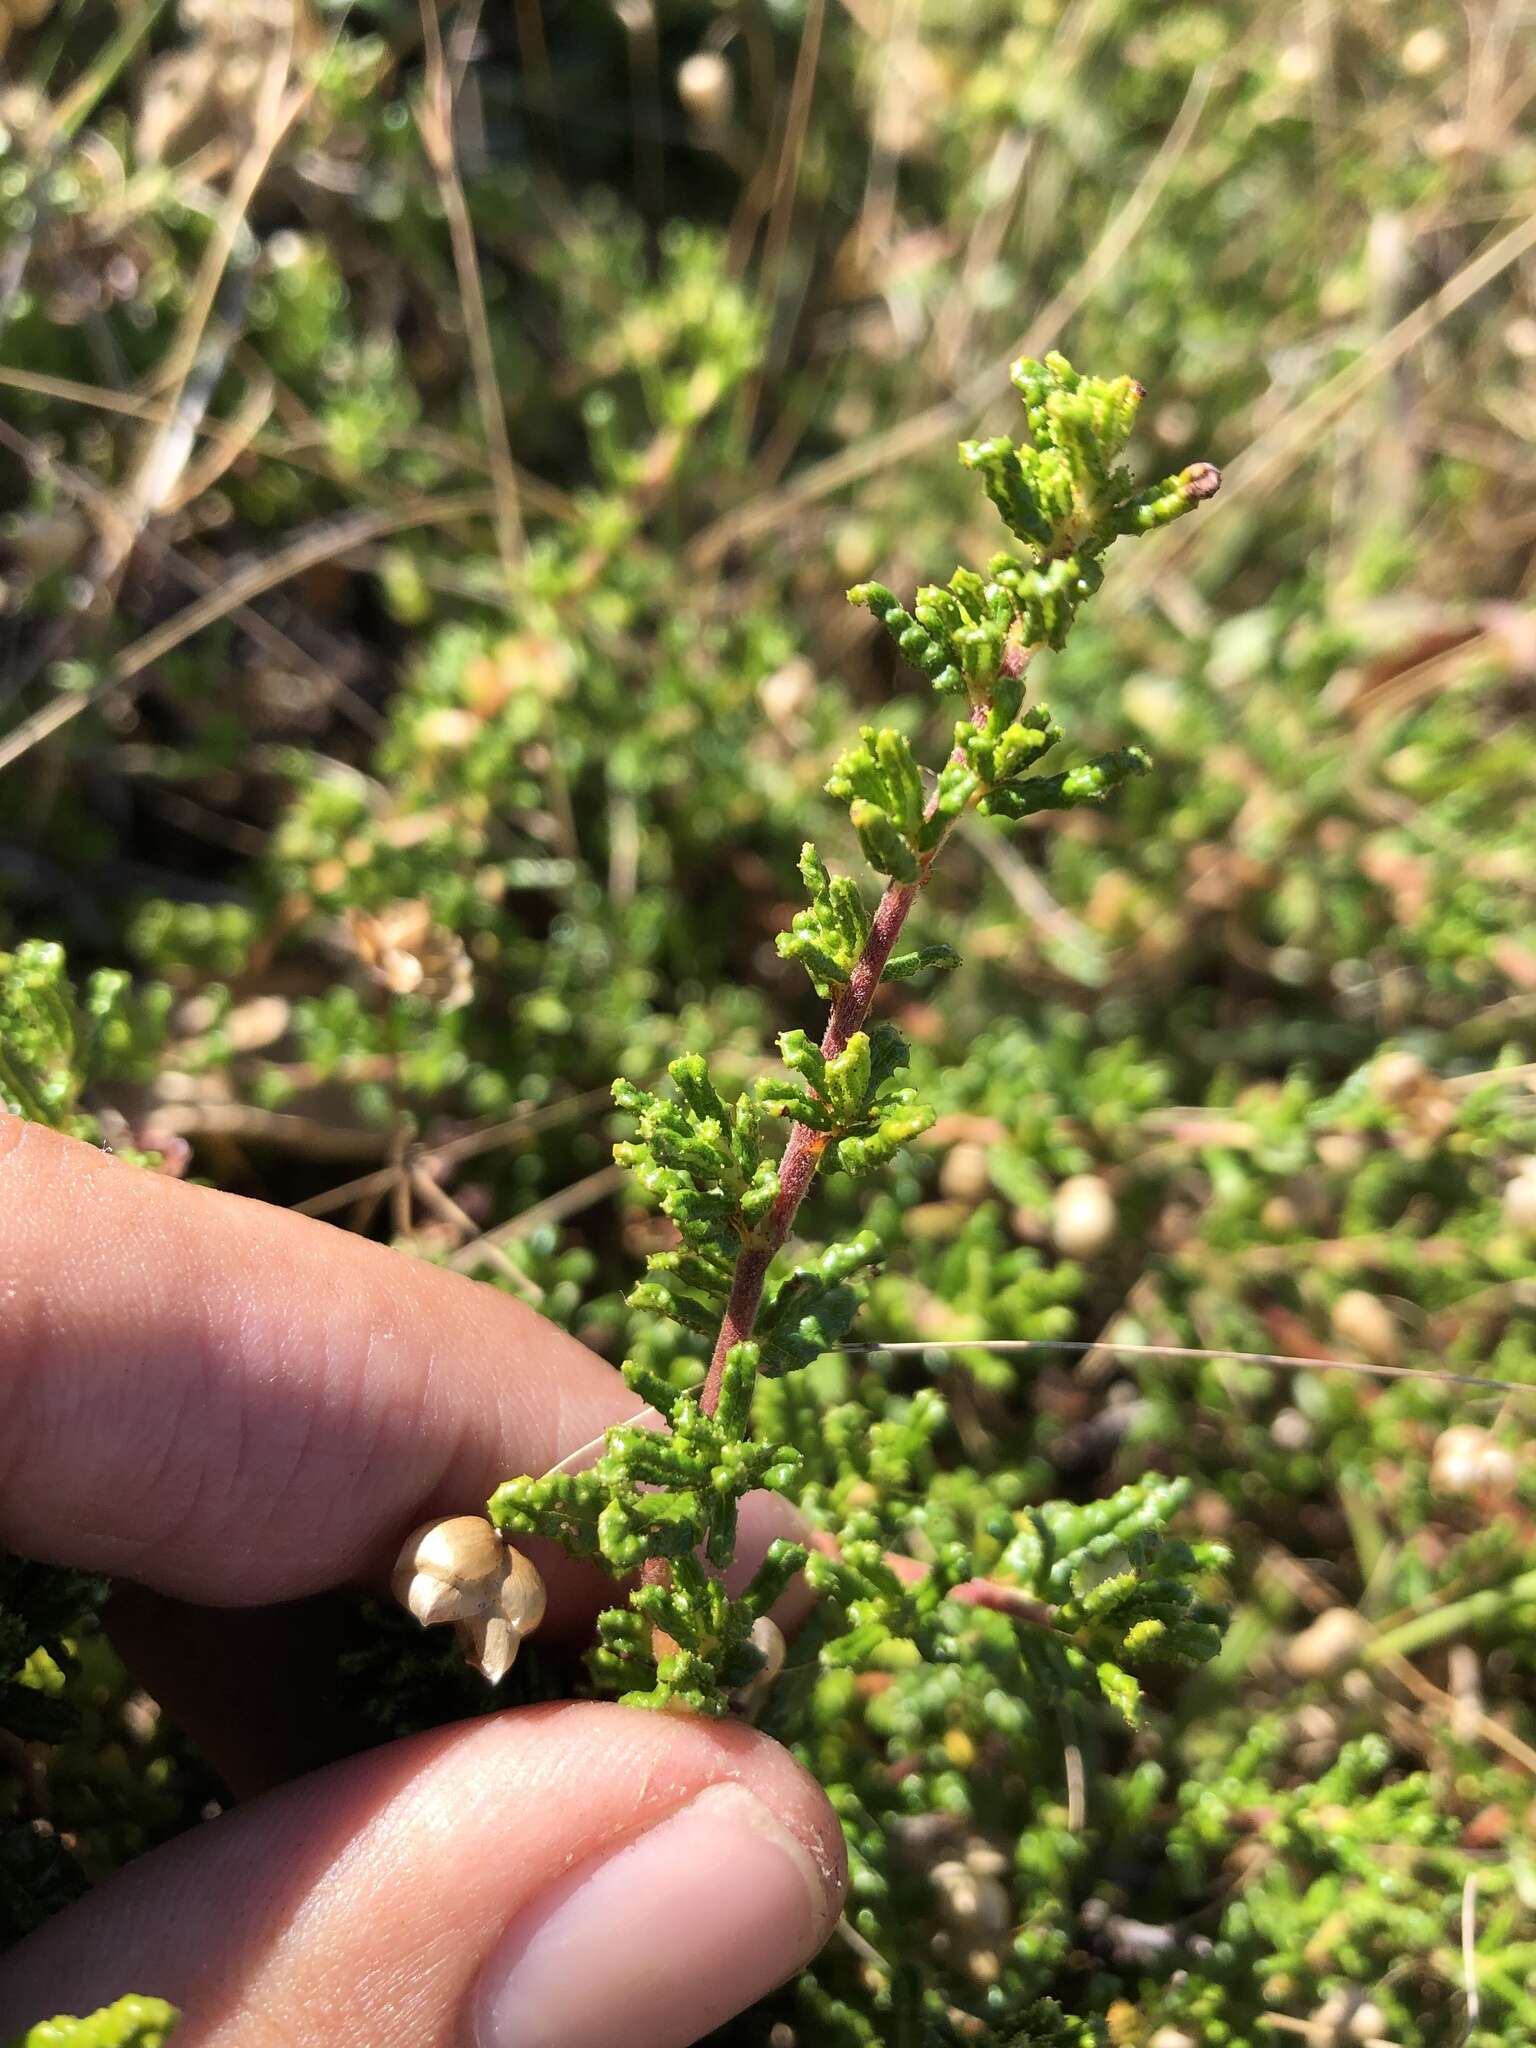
(473, 1781), (835, 2048)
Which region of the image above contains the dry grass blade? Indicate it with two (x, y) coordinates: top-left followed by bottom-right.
(735, 0), (825, 452)
(289, 1089), (612, 1219)
(410, 1164), (546, 1302)
(448, 1163), (626, 1273)
(958, 814), (1097, 959)
(126, 14), (302, 530)
(0, 413), (384, 734)
(841, 1336), (1536, 1400)
(416, 0), (525, 581)
(0, 490), (497, 778)
(161, 364), (276, 515)
(145, 1102), (397, 1160)
(1463, 1871), (1481, 2026)
(1117, 204), (1536, 599)
(690, 59), (1213, 568)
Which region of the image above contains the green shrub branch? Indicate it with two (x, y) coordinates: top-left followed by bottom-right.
(490, 355), (1224, 1716)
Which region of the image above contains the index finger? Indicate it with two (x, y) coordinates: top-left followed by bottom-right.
(0, 1116), (636, 1611)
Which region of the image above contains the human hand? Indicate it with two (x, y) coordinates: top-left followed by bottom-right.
(0, 1119), (846, 2047)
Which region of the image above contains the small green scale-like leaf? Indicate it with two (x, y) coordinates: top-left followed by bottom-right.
(7, 2000), (179, 2048)
(849, 799), (919, 883)
(980, 746), (1151, 821)
(777, 843), (873, 994)
(881, 942), (959, 983)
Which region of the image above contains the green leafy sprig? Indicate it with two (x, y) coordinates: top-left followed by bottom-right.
(490, 356), (1222, 1713)
(5, 1999), (179, 2048)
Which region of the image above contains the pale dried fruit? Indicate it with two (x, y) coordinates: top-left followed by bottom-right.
(347, 900), (473, 1011)
(677, 50), (733, 130)
(1316, 1132), (1367, 1173)
(1400, 27), (1448, 73)
(1330, 1288), (1401, 1366)
(757, 657), (815, 733)
(939, 1141), (991, 1205)
(731, 1615), (787, 1710)
(1431, 1424), (1517, 1497)
(931, 1859), (1010, 1940)
(391, 1514), (547, 1685)
(1502, 1167), (1536, 1234)
(1310, 1989), (1389, 2045)
(1284, 1605), (1369, 1681)
(1051, 1173), (1117, 1258)
(222, 994), (291, 1054)
(417, 707), (482, 753)
(1373, 1049), (1427, 1102)
(1270, 1406), (1314, 1452)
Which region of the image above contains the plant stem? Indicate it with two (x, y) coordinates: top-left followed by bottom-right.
(1365, 1565), (1536, 1665)
(699, 696), (999, 1418)
(699, 872), (921, 1414)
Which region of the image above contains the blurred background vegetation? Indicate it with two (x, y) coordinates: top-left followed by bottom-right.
(2, 0), (1536, 2042)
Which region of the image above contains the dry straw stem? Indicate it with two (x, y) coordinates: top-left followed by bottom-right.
(1113, 203), (1536, 603)
(128, 13), (299, 522)
(408, 1164), (547, 1302)
(0, 490), (498, 777)
(1264, 1549), (1536, 1782)
(33, 0), (324, 702)
(840, 1337), (1536, 1402)
(0, 361), (577, 527)
(733, 0), (826, 451)
(446, 1163), (627, 1273)
(290, 1088), (612, 1218)
(0, 411), (384, 738)
(146, 1100), (404, 1160)
(1463, 1871), (1482, 2028)
(957, 813), (1097, 961)
(415, 0), (525, 582)
(1373, 1641), (1536, 1782)
(690, 61), (1213, 569)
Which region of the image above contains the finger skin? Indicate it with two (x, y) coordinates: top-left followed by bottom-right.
(0, 1118), (634, 1609)
(0, 1703), (848, 2048)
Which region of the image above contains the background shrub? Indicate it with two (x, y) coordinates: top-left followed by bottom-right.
(2, 2), (1535, 2041)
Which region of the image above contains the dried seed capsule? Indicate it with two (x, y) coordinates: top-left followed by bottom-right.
(1502, 1167), (1536, 1234)
(931, 1859), (1010, 1940)
(391, 1514), (547, 1684)
(758, 658), (815, 732)
(1051, 1173), (1117, 1258)
(1270, 1406), (1314, 1452)
(1284, 1605), (1369, 1681)
(392, 1513), (505, 1626)
(676, 50), (732, 130)
(731, 1615), (788, 1711)
(939, 1142), (991, 1205)
(1431, 1424), (1516, 1498)
(749, 1614), (787, 1684)
(1316, 1132), (1367, 1173)
(1373, 1049), (1427, 1103)
(1330, 1288), (1400, 1367)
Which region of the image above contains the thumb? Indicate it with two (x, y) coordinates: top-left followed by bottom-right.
(0, 1703), (846, 2048)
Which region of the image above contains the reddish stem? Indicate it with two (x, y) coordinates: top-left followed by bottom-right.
(699, 873), (920, 1414)
(699, 697), (997, 1419)
(643, 691), (1006, 1625)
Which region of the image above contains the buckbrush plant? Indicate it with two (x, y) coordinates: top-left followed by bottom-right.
(459, 360), (1227, 1734)
(6, 2), (1536, 2040)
